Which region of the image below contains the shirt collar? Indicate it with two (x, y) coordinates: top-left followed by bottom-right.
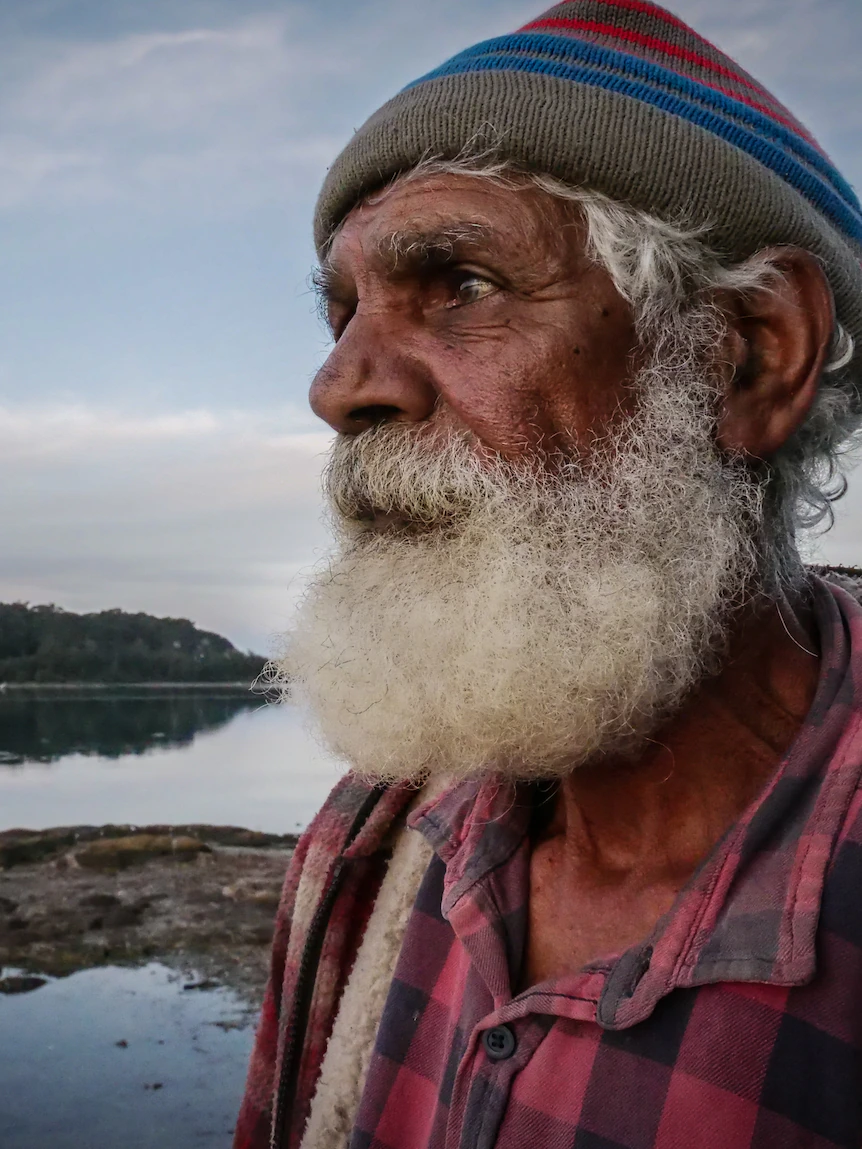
(409, 775), (533, 918)
(409, 576), (862, 1028)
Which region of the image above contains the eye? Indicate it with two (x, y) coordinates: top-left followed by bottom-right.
(447, 272), (498, 307)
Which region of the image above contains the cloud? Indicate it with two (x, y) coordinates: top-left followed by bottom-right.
(0, 12), (367, 212)
(0, 0), (540, 215)
(0, 12), (337, 212)
(0, 403), (334, 651)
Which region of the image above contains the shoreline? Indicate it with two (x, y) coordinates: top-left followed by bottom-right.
(0, 824), (296, 1001)
(0, 681), (261, 691)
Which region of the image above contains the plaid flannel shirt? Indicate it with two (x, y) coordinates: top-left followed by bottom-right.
(236, 574), (862, 1149)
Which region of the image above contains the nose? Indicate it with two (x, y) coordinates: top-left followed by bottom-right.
(309, 313), (438, 434)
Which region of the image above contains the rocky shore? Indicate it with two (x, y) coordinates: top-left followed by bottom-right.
(0, 824), (297, 1002)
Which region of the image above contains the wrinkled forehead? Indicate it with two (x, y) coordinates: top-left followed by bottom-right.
(321, 171), (585, 277)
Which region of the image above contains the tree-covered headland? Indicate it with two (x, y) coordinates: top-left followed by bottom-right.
(0, 603), (267, 684)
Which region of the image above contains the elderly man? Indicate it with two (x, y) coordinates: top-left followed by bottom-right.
(236, 3), (862, 1147)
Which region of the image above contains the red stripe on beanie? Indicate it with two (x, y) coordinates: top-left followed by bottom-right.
(524, 16), (759, 93)
(580, 0), (690, 32)
(521, 13), (820, 150)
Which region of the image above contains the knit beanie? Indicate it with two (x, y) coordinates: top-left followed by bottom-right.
(314, 0), (862, 368)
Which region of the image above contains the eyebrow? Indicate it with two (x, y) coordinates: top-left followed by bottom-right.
(378, 221), (495, 270)
(313, 221), (496, 308)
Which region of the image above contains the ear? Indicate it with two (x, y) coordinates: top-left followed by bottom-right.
(716, 247), (834, 460)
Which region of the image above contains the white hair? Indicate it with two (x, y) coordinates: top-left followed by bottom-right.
(330, 153), (861, 588)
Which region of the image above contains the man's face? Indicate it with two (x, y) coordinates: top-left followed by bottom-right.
(281, 174), (764, 785)
(311, 174), (641, 462)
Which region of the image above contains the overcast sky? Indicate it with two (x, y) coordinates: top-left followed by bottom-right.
(2, 0), (862, 653)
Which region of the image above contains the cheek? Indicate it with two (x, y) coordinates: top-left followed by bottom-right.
(429, 328), (637, 458)
(431, 355), (555, 456)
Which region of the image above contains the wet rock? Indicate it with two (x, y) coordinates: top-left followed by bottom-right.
(79, 893), (121, 909)
(74, 835), (211, 870)
(101, 903), (148, 929)
(0, 823), (296, 870)
(221, 879), (281, 907)
(0, 975), (47, 995)
(0, 829), (79, 869)
(183, 978), (219, 991)
(0, 896), (18, 914)
(137, 825), (297, 850)
(6, 947), (115, 979)
(242, 924), (276, 945)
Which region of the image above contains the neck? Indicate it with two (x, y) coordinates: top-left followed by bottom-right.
(538, 590), (821, 882)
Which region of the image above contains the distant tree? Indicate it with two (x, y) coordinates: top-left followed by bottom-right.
(0, 603), (268, 684)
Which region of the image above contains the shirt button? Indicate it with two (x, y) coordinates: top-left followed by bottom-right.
(483, 1025), (517, 1061)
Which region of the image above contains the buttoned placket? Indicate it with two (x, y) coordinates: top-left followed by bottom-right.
(435, 831), (608, 1148)
(413, 784), (664, 1148)
(442, 944), (615, 1146)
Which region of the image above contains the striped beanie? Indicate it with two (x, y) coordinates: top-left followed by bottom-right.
(314, 0), (862, 367)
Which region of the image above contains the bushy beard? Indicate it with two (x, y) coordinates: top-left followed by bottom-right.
(275, 336), (766, 786)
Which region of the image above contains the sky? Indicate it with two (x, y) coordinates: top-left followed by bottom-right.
(2, 0), (862, 654)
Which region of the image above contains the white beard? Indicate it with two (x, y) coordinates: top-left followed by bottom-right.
(276, 356), (765, 785)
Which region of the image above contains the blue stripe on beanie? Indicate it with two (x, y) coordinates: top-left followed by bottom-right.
(407, 32), (862, 244)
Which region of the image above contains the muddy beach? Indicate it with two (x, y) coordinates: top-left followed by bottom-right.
(0, 823), (296, 998)
(0, 825), (299, 1148)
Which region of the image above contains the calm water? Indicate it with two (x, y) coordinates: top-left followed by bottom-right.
(0, 689), (343, 833)
(0, 691), (344, 1147)
(0, 962), (255, 1149)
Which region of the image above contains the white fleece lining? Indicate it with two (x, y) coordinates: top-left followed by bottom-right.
(298, 786), (441, 1149)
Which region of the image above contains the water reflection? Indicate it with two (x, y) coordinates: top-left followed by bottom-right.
(0, 962), (255, 1149)
(0, 689), (260, 765)
(0, 693), (343, 834)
